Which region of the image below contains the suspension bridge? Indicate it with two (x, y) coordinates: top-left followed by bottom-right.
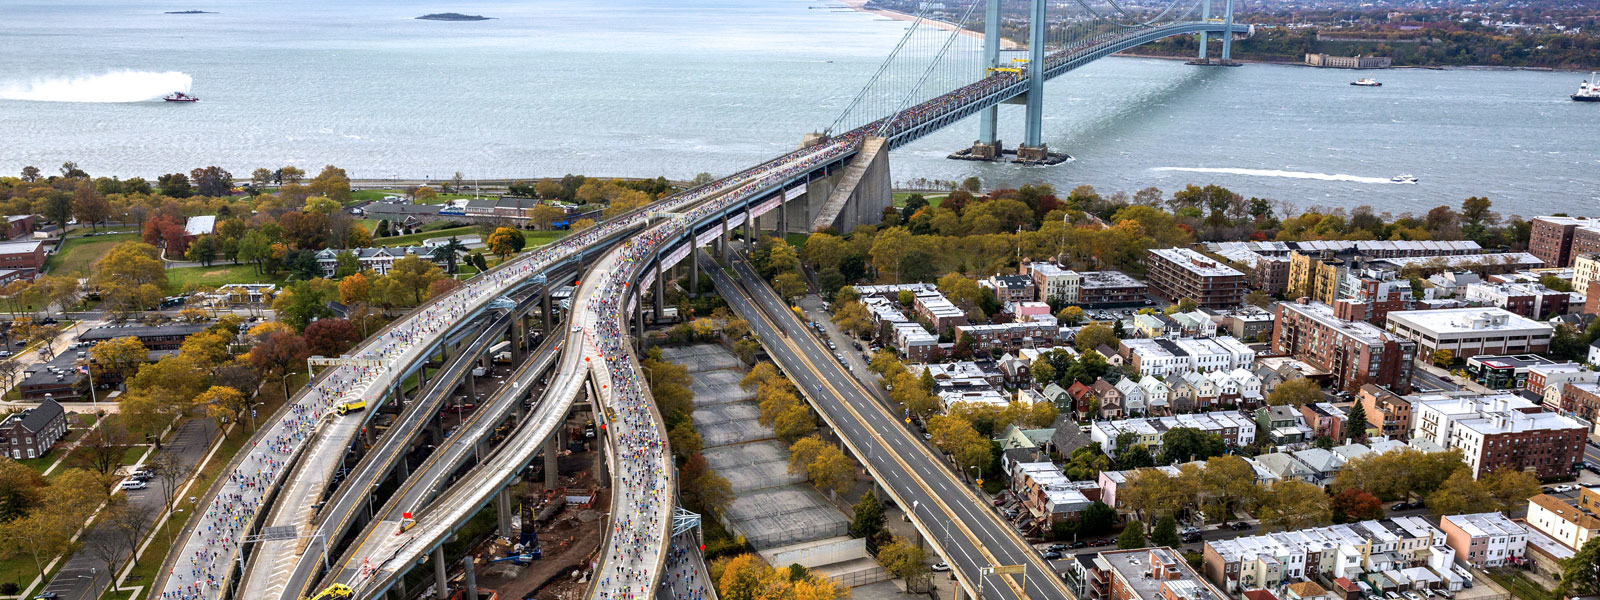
(153, 2), (1251, 600)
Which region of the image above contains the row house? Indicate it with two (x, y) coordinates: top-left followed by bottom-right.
(953, 318), (1064, 353)
(913, 289), (968, 331)
(1439, 513), (1528, 568)
(1026, 262), (1081, 304)
(1203, 518), (1458, 594)
(986, 273), (1037, 303)
(314, 245), (453, 277)
(1089, 410), (1259, 457)
(1011, 462), (1102, 528)
(1120, 336), (1256, 379)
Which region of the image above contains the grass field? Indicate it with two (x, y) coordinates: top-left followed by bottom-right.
(351, 189), (477, 205)
(893, 191), (947, 208)
(166, 264), (285, 290)
(374, 226), (480, 247)
(44, 233), (140, 275)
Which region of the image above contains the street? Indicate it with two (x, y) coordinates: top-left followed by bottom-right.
(39, 418), (218, 600)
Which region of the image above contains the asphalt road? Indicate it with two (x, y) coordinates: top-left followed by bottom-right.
(1410, 368), (1462, 393)
(705, 252), (1072, 600)
(42, 418), (218, 600)
(264, 312), (506, 600)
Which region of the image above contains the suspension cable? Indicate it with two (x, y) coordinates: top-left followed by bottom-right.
(874, 0), (983, 138)
(824, 1), (936, 136)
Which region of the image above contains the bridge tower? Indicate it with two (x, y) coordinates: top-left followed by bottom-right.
(967, 0), (1004, 160)
(1221, 0), (1236, 61)
(1197, 0), (1210, 61)
(1016, 0), (1051, 163)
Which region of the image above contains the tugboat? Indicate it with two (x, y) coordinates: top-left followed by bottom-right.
(163, 92), (199, 102)
(1574, 72), (1600, 102)
(1351, 78), (1382, 87)
(1391, 174), (1418, 184)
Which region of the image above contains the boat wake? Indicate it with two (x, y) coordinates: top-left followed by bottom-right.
(0, 71), (192, 103)
(1152, 167), (1400, 185)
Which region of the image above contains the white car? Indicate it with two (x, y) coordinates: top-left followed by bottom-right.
(931, 562), (951, 572)
(119, 479), (148, 491)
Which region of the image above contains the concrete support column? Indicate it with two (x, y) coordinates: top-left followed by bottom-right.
(463, 554), (479, 600)
(720, 217), (730, 259)
(394, 577), (408, 600)
(653, 261), (665, 325)
(689, 247), (700, 297)
(1221, 0), (1235, 60)
(466, 371), (478, 402)
(745, 210), (755, 247)
(362, 425), (375, 448)
(633, 290), (645, 354)
(497, 488), (515, 538)
(511, 317), (525, 363)
(779, 196), (789, 235)
(395, 456), (411, 487)
(541, 292), (553, 331)
(1198, 0), (1211, 59)
(956, 583), (970, 600)
(1023, 0), (1048, 149)
(433, 546), (449, 600)
(544, 435), (559, 490)
(978, 0), (1001, 145)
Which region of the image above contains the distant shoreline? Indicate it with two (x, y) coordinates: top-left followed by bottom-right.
(1115, 49), (1598, 72)
(416, 12), (492, 21)
(838, 0), (1019, 50)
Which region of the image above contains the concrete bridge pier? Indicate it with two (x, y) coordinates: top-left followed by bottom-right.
(510, 317), (526, 363)
(689, 247), (700, 297)
(543, 436), (559, 490)
(496, 488), (515, 538)
(433, 546), (449, 600)
(807, 136), (892, 235)
(1197, 0), (1211, 60)
(541, 292), (553, 331)
(394, 455), (411, 487)
(1017, 0), (1051, 162)
(652, 261), (665, 325)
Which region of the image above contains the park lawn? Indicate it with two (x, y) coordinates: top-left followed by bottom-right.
(892, 191), (946, 208)
(166, 264), (285, 290)
(44, 233), (140, 275)
(350, 189), (404, 202)
(376, 226), (479, 247)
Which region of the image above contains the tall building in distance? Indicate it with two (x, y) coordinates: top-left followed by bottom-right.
(1529, 216), (1600, 268)
(1146, 248), (1246, 309)
(1272, 299), (1416, 394)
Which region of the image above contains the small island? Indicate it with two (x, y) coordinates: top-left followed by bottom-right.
(165, 10), (216, 14)
(416, 12), (492, 21)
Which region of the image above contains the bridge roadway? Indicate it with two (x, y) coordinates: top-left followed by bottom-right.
(702, 252), (1072, 600)
(310, 333), (567, 596)
(199, 19), (1251, 600)
(237, 310), (503, 600)
(158, 217), (653, 600)
(251, 282), (557, 600)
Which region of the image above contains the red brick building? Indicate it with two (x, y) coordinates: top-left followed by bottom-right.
(1357, 384), (1414, 440)
(1529, 216), (1600, 268)
(5, 215), (36, 240)
(0, 240), (46, 275)
(1449, 409), (1587, 478)
(1273, 299), (1417, 394)
(1146, 248), (1246, 309)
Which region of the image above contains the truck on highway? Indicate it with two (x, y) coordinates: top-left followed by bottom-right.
(490, 341), (513, 364)
(335, 400), (366, 416)
(304, 584), (353, 600)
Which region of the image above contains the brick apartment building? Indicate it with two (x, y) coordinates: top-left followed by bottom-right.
(1558, 382), (1600, 430)
(1078, 271), (1149, 306)
(1356, 384), (1413, 440)
(1462, 282), (1569, 320)
(1146, 248), (1246, 309)
(1447, 409), (1586, 478)
(1529, 216), (1600, 268)
(1273, 299), (1416, 394)
(1070, 547), (1225, 600)
(77, 323), (213, 351)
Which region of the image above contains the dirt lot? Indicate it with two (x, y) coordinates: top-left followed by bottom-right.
(472, 445), (609, 600)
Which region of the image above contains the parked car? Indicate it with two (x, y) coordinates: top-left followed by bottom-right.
(1047, 543), (1069, 552)
(1069, 540), (1087, 549)
(119, 479), (148, 491)
(1404, 592), (1422, 600)
(1041, 551), (1062, 560)
(932, 563), (950, 572)
(1089, 538), (1113, 547)
(1229, 521), (1251, 530)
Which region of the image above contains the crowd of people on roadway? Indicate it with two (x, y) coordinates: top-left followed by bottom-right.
(160, 216), (663, 600)
(153, 35), (1168, 597)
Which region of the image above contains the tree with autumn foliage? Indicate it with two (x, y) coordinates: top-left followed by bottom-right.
(250, 331), (309, 403)
(304, 318), (362, 357)
(1331, 488), (1385, 523)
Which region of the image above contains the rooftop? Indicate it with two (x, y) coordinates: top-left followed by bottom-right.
(1280, 300), (1403, 345)
(78, 323), (212, 342)
(1377, 253), (1543, 270)
(184, 215), (216, 236)
(1454, 409), (1586, 436)
(0, 240), (45, 254)
(1079, 270), (1145, 289)
(1150, 247), (1244, 278)
(1442, 512), (1527, 539)
(1387, 307), (1553, 335)
(1100, 548), (1219, 600)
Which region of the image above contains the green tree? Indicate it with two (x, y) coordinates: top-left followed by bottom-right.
(1150, 514), (1180, 548)
(1556, 538), (1600, 598)
(849, 490), (887, 552)
(1080, 501), (1118, 536)
(1267, 378), (1322, 407)
(1117, 520), (1147, 549)
(1345, 401), (1369, 442)
(1075, 322), (1117, 353)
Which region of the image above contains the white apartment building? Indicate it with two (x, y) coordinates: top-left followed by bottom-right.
(1090, 410), (1259, 456)
(1203, 517), (1457, 593)
(1386, 307), (1554, 359)
(1028, 262), (1082, 304)
(1121, 337), (1256, 378)
(1411, 392), (1538, 447)
(1573, 253), (1600, 294)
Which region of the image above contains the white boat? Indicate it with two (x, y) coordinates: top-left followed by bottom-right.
(1573, 72), (1600, 102)
(1391, 174), (1418, 184)
(1351, 78), (1382, 87)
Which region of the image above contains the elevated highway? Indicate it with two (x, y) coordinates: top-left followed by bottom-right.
(702, 252), (1072, 600)
(199, 15), (1253, 600)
